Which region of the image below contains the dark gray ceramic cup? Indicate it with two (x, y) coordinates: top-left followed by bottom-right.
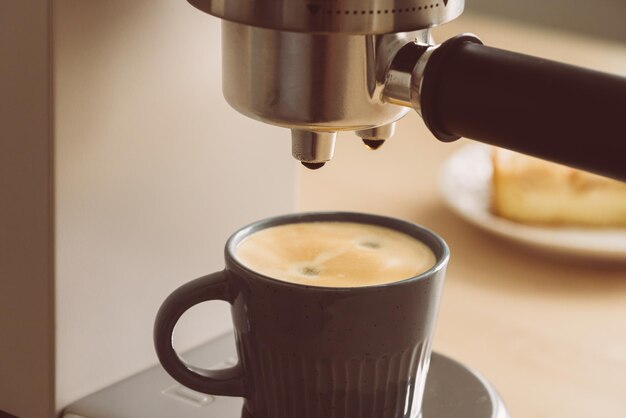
(154, 212), (449, 418)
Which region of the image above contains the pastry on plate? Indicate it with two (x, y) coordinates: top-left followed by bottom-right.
(491, 148), (626, 227)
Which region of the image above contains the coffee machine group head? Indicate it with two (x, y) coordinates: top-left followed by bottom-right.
(188, 0), (626, 179)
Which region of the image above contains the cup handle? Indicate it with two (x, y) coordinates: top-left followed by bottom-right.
(154, 271), (246, 397)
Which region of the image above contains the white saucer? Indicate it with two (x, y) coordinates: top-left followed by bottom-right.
(439, 144), (626, 261)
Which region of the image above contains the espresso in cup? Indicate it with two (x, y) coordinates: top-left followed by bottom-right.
(235, 221), (436, 287)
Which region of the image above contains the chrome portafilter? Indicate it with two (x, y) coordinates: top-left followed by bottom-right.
(189, 0), (626, 180)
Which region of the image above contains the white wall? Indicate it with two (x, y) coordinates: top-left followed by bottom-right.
(54, 0), (295, 412)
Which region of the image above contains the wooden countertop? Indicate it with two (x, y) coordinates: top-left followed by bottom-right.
(298, 14), (626, 418)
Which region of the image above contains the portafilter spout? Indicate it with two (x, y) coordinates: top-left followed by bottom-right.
(189, 0), (626, 180)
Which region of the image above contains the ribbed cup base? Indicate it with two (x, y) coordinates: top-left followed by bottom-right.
(244, 345), (428, 418)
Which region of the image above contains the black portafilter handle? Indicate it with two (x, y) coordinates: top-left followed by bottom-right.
(420, 35), (626, 182)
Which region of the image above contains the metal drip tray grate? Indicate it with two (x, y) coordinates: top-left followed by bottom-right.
(63, 332), (508, 418)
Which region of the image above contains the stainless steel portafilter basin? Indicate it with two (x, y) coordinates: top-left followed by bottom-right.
(221, 21), (425, 132)
(189, 0), (464, 34)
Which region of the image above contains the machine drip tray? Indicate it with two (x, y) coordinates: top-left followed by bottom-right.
(63, 332), (509, 418)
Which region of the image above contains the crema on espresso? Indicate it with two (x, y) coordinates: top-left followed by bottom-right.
(234, 222), (436, 288)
